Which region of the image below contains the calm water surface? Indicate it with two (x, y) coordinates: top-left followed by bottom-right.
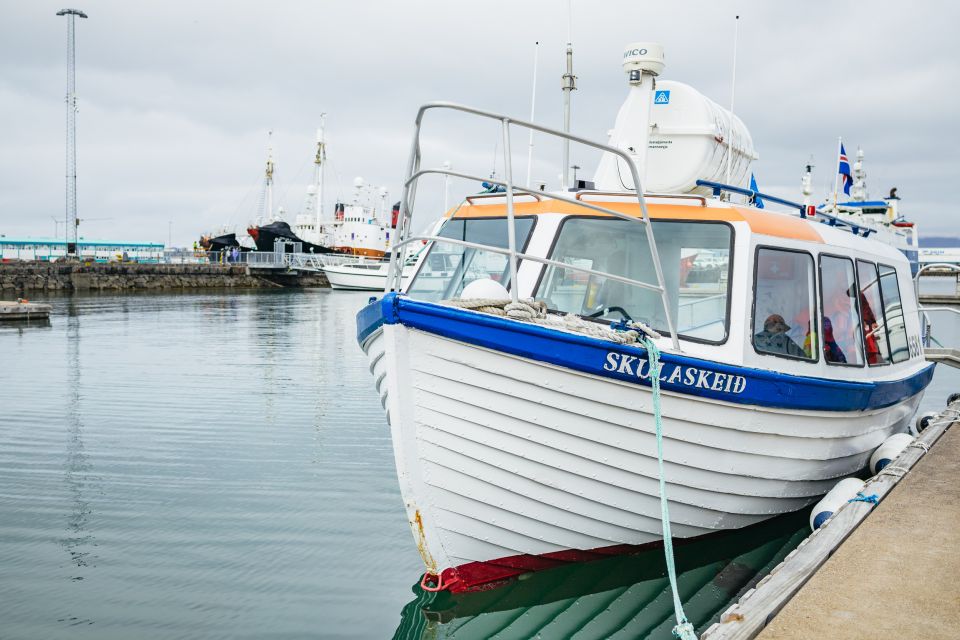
(1, 287), (958, 639)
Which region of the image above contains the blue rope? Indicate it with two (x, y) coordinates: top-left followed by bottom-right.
(848, 492), (879, 504)
(643, 338), (697, 640)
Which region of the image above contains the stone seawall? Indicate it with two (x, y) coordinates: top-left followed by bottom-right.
(0, 262), (328, 292)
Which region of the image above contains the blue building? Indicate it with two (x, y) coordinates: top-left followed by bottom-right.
(0, 237), (165, 263)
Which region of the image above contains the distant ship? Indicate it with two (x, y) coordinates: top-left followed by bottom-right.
(247, 220), (333, 254)
(199, 231), (251, 253)
(246, 123), (398, 256)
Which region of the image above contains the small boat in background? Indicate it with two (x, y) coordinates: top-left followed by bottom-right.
(323, 258), (413, 291)
(797, 148), (921, 273)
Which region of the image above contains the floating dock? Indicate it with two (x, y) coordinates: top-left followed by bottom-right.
(702, 400), (960, 640)
(0, 300), (52, 320)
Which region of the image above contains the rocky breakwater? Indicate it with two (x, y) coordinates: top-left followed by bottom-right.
(0, 261), (326, 292)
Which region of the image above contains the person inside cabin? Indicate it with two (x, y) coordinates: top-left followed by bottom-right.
(754, 314), (807, 358)
(859, 291), (882, 365)
(822, 280), (860, 362)
(821, 317), (846, 363)
(792, 308), (815, 359)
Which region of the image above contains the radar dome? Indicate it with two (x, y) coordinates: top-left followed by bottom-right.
(622, 42), (665, 77)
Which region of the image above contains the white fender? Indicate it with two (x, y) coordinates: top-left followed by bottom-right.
(869, 433), (915, 475)
(911, 411), (938, 436)
(810, 477), (865, 531)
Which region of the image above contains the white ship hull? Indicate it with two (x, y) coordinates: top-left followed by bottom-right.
(360, 311), (925, 590)
(323, 262), (412, 291)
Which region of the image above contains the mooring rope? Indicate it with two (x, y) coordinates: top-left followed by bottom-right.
(444, 297), (694, 636)
(643, 338), (697, 640)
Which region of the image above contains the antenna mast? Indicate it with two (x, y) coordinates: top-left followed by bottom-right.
(725, 15), (739, 187)
(525, 41), (539, 188)
(57, 8), (87, 257)
(561, 2), (576, 190)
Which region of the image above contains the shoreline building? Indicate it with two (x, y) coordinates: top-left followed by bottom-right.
(0, 237), (164, 263)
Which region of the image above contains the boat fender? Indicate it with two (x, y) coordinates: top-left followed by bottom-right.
(911, 411), (938, 436)
(810, 478), (865, 531)
(869, 433), (915, 475)
(460, 278), (509, 301)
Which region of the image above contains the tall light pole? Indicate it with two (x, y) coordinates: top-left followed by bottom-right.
(57, 8), (87, 258)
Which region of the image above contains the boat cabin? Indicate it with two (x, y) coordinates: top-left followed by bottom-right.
(403, 193), (925, 382)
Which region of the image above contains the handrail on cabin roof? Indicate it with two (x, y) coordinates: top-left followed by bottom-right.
(695, 179), (877, 239)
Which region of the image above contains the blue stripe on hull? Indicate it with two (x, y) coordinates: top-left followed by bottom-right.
(356, 293), (934, 412)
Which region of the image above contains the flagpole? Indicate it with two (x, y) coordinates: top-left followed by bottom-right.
(833, 136), (842, 209)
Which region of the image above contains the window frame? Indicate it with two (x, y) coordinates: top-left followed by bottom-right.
(876, 262), (910, 364)
(750, 244), (820, 363)
(817, 252), (866, 368)
(855, 258), (893, 368)
(532, 215), (736, 346)
(407, 214), (539, 295)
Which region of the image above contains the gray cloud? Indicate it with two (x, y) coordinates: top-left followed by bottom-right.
(2, 0), (958, 244)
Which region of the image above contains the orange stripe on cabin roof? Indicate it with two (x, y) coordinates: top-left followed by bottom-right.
(445, 200), (823, 243)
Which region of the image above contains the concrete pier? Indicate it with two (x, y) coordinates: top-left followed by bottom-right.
(0, 261), (328, 292)
(755, 420), (960, 640)
(702, 401), (960, 640)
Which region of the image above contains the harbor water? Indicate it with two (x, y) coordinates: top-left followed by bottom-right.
(2, 287), (958, 639)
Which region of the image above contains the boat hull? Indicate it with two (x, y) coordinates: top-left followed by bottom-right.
(357, 295), (933, 591)
(323, 263), (412, 291)
(247, 221), (334, 254)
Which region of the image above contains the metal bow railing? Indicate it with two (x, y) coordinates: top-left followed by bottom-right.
(386, 102), (680, 350)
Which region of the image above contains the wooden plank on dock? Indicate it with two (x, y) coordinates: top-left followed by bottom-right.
(701, 401), (960, 640)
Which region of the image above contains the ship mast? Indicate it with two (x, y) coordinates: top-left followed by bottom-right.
(560, 3), (576, 190)
(265, 131), (275, 221)
(314, 115), (326, 234)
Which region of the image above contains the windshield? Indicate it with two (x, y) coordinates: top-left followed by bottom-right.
(406, 216), (536, 302)
(535, 218), (733, 342)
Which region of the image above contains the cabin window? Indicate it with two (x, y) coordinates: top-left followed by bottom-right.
(753, 248), (816, 361)
(406, 216), (536, 301)
(819, 255), (865, 366)
(535, 218), (732, 343)
(856, 260), (891, 366)
(878, 264), (910, 363)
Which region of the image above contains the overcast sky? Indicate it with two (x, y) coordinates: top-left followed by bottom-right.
(1, 0), (958, 245)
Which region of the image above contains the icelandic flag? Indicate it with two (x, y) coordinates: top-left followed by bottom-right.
(838, 143), (853, 196)
(749, 173), (764, 209)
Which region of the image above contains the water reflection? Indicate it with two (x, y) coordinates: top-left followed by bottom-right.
(394, 511), (809, 639)
(60, 302), (98, 581)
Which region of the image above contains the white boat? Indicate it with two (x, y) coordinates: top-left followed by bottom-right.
(323, 258), (413, 291)
(355, 43), (935, 594)
(800, 148), (920, 272)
